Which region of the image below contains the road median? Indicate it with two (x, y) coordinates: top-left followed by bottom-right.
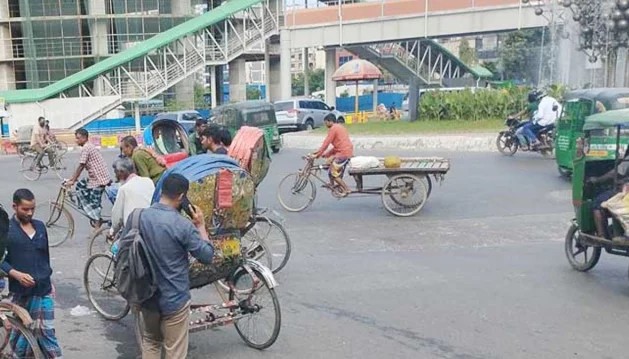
(281, 131), (497, 152)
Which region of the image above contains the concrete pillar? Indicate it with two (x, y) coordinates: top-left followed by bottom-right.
(616, 48), (628, 88)
(408, 79), (419, 122)
(303, 47), (310, 96)
(325, 48), (337, 108)
(372, 79), (378, 113)
(0, 9), (15, 91)
(280, 28), (292, 100)
(88, 0), (109, 95)
(229, 58), (247, 102)
(210, 66), (218, 108)
(172, 0), (195, 107)
(268, 56), (281, 102)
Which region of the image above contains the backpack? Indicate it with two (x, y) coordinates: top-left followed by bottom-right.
(114, 209), (158, 305)
(228, 126), (271, 187)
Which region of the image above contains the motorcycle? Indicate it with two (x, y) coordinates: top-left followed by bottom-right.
(496, 117), (555, 158)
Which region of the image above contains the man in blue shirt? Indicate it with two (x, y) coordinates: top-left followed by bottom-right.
(133, 173), (214, 359)
(0, 189), (62, 358)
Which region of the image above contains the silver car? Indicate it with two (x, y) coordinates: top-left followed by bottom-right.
(274, 98), (345, 131)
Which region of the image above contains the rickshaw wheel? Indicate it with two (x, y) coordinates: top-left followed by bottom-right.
(496, 132), (518, 156)
(564, 223), (601, 272)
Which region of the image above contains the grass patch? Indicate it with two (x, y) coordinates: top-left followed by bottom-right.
(314, 118), (504, 135)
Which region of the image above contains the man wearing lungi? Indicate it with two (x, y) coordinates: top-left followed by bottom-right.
(1, 189), (63, 358)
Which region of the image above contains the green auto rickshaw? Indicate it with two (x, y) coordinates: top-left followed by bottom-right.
(565, 108), (629, 275)
(555, 88), (629, 178)
(210, 100), (282, 153)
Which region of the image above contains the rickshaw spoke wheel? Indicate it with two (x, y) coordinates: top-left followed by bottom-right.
(233, 268), (281, 349)
(277, 173), (316, 212)
(564, 223), (601, 272)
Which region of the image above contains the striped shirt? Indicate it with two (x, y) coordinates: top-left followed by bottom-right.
(79, 142), (111, 188)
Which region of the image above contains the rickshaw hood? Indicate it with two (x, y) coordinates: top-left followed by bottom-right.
(583, 108), (629, 131)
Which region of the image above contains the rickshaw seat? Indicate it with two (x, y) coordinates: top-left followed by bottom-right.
(163, 152), (188, 168)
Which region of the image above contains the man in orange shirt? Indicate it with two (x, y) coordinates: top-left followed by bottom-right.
(313, 114), (354, 196)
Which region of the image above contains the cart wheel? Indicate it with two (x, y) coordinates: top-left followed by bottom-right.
(496, 132), (518, 156)
(36, 201), (74, 247)
(277, 173), (316, 212)
(381, 174), (428, 217)
(420, 175), (433, 198)
(564, 223), (601, 272)
(233, 268), (281, 350)
(84, 253), (130, 321)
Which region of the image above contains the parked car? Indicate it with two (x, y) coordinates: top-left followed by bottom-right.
(274, 98), (345, 131)
(211, 100), (282, 153)
(153, 110), (205, 134)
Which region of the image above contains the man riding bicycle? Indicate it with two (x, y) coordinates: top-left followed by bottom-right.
(30, 117), (55, 169)
(312, 114), (354, 197)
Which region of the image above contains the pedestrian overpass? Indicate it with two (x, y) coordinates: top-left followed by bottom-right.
(0, 0), (545, 130)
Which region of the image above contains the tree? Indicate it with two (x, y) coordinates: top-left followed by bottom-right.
(194, 84), (207, 108)
(247, 86), (261, 100)
(481, 61), (501, 81)
(498, 29), (548, 84)
(459, 38), (478, 66)
(292, 68), (325, 96)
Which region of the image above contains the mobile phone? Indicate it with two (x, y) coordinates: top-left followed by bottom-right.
(181, 196), (196, 218)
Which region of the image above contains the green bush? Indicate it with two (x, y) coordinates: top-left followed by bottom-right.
(418, 86), (533, 121)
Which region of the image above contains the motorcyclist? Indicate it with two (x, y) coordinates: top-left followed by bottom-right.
(518, 90), (561, 150)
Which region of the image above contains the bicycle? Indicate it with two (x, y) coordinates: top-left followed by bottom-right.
(0, 298), (46, 358)
(20, 144), (69, 181)
(38, 182), (112, 247)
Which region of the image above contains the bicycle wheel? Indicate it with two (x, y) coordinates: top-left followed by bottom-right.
(84, 253), (130, 321)
(243, 217), (292, 274)
(36, 201), (74, 247)
(55, 141), (68, 157)
(0, 316), (46, 359)
(20, 156), (42, 181)
(233, 268), (281, 350)
(277, 173), (316, 212)
(88, 225), (114, 258)
(52, 156), (70, 180)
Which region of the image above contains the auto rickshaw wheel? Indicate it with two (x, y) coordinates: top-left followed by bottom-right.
(564, 223), (601, 272)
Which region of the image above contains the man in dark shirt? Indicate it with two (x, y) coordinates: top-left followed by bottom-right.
(133, 173), (214, 359)
(0, 189), (62, 358)
(200, 125), (229, 155)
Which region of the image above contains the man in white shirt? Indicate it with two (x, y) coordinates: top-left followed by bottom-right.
(30, 116), (55, 169)
(109, 158), (154, 237)
(521, 92), (561, 149)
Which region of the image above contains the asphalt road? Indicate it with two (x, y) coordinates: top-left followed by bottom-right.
(0, 148), (627, 359)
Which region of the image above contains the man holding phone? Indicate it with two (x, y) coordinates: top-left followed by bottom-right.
(133, 173), (214, 359)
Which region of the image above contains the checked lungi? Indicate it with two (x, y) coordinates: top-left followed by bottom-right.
(9, 293), (63, 358)
(75, 178), (105, 222)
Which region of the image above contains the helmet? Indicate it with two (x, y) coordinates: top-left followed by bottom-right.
(527, 90), (546, 103)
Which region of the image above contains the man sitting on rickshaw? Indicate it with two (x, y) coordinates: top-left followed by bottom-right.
(312, 114), (354, 197)
(587, 147), (629, 240)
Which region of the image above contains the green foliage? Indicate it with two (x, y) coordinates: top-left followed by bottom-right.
(246, 86), (262, 100)
(292, 68), (325, 96)
(498, 29), (547, 82)
(458, 39), (478, 66)
(418, 87), (532, 121)
(165, 99), (186, 112)
(340, 90), (350, 98)
(194, 85), (207, 108)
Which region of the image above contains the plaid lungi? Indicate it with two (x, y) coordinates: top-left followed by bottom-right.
(75, 178), (105, 221)
(9, 293), (63, 358)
